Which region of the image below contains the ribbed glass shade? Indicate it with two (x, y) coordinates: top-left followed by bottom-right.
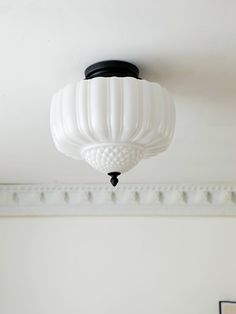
(51, 77), (175, 174)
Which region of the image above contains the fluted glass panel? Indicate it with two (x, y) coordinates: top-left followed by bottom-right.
(51, 77), (175, 173)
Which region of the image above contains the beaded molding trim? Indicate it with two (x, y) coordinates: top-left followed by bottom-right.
(0, 183), (235, 216)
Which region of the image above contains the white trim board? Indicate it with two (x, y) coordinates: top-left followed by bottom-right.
(0, 183), (235, 216)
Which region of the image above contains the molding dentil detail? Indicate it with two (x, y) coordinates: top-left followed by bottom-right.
(0, 183), (235, 216)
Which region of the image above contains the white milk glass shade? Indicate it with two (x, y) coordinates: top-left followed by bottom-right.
(50, 61), (175, 185)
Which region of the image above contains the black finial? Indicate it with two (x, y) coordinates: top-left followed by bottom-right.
(108, 172), (121, 187)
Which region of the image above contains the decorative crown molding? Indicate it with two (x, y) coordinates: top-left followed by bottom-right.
(0, 183), (235, 216)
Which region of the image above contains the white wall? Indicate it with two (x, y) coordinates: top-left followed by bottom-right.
(0, 217), (236, 314)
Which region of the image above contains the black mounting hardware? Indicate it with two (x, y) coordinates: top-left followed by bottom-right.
(85, 60), (140, 79)
(108, 172), (121, 187)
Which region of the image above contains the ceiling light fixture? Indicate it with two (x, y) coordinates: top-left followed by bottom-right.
(50, 60), (175, 186)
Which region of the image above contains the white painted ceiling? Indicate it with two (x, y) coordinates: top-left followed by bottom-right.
(0, 0), (235, 184)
